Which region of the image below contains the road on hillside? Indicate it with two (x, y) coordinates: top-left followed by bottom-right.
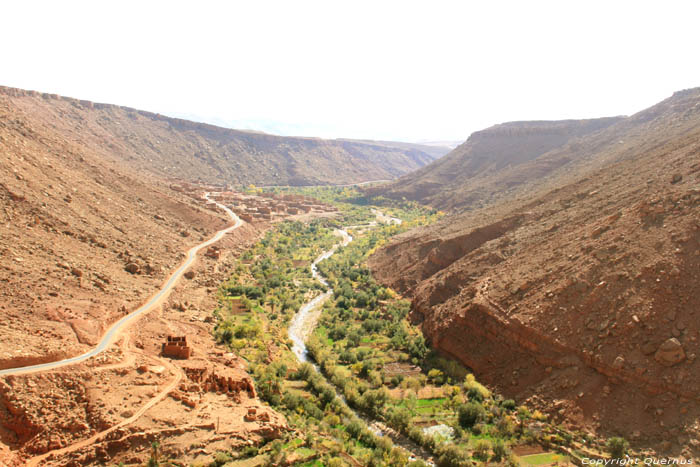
(0, 193), (242, 377)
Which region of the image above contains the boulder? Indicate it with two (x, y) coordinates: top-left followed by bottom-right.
(654, 338), (686, 366)
(612, 355), (625, 370)
(125, 263), (140, 274)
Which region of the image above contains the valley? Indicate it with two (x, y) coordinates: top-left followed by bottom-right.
(1, 82), (699, 467)
(195, 188), (612, 466)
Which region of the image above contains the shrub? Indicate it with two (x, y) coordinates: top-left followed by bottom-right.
(238, 445), (258, 458)
(340, 349), (357, 364)
(607, 437), (629, 459)
(390, 375), (403, 387)
(407, 335), (428, 361)
(345, 419), (364, 439)
(428, 368), (445, 385)
(295, 362), (314, 381)
(458, 402), (485, 429)
(211, 451), (232, 466)
(387, 406), (412, 431)
(492, 439), (509, 461)
(497, 417), (515, 437)
(473, 440), (491, 461)
(502, 399), (516, 411)
(463, 374), (490, 399)
(359, 388), (389, 418)
(282, 392), (303, 411)
(375, 436), (393, 453)
(467, 387), (484, 402)
(437, 445), (473, 467)
(347, 330), (362, 347)
(408, 426), (426, 445)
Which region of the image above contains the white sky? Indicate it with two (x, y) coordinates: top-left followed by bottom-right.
(2, 1), (699, 143)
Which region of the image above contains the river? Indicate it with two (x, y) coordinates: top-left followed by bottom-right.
(287, 219), (434, 465)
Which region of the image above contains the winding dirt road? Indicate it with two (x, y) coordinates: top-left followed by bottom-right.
(10, 193), (243, 465)
(0, 192), (241, 376)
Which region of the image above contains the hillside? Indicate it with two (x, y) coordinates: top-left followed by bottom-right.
(0, 86), (445, 187)
(0, 88), (292, 464)
(336, 138), (451, 161)
(368, 89), (700, 455)
(368, 117), (624, 210)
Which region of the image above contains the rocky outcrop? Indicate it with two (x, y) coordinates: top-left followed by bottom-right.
(655, 338), (686, 367)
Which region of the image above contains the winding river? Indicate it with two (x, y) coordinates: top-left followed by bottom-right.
(288, 228), (352, 362)
(287, 217), (434, 465)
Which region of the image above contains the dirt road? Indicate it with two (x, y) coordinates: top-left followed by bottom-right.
(0, 193), (241, 376)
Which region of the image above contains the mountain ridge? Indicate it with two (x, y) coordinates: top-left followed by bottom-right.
(366, 116), (625, 210)
(0, 85), (448, 187)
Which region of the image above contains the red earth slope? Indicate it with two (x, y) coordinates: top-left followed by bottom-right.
(369, 89), (700, 456)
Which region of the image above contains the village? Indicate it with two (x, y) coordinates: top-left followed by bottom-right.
(170, 181), (339, 223)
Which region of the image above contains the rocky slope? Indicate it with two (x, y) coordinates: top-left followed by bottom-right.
(369, 89), (700, 456)
(0, 90), (235, 368)
(367, 117), (623, 210)
(0, 86), (447, 187)
(0, 86), (292, 465)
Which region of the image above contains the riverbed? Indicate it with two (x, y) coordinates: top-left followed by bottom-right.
(287, 218), (434, 464)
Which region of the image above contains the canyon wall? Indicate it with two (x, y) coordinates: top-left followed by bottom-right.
(369, 89), (700, 455)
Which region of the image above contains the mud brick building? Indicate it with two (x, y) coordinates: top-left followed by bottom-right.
(162, 335), (192, 359)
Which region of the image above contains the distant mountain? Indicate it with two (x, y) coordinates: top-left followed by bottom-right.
(367, 117), (624, 210)
(414, 139), (463, 150)
(0, 86), (443, 187)
(336, 138), (451, 162)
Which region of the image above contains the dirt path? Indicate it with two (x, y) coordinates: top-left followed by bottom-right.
(26, 353), (184, 466)
(10, 193), (242, 465)
(0, 193), (241, 377)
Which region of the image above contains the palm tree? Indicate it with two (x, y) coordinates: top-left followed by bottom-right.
(147, 441), (160, 466)
(266, 296), (278, 314)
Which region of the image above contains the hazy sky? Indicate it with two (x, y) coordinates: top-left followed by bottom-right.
(2, 1), (699, 142)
